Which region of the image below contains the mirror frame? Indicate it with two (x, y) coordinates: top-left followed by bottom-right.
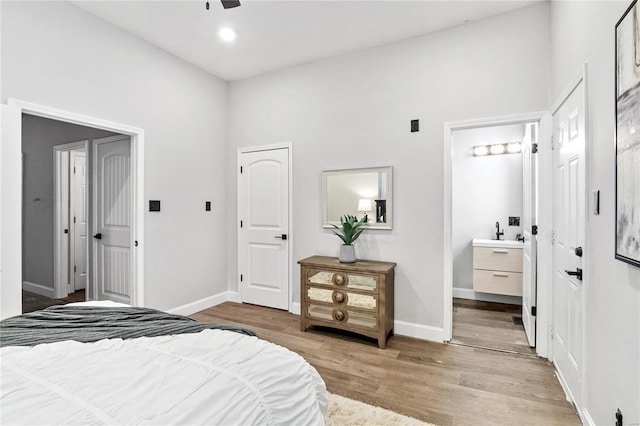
(322, 166), (393, 230)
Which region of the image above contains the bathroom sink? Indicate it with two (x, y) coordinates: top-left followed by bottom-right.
(472, 238), (523, 249)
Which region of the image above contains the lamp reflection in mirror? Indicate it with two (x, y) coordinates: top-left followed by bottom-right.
(357, 198), (373, 220)
(473, 142), (521, 156)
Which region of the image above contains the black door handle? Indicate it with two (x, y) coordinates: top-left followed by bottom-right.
(93, 233), (102, 240)
(574, 246), (583, 257)
(274, 234), (287, 240)
(565, 268), (582, 281)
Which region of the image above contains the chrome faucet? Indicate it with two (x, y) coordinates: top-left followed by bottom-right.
(495, 221), (504, 241)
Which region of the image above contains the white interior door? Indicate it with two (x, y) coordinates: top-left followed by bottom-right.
(70, 149), (87, 292)
(552, 80), (586, 406)
(238, 148), (290, 310)
(522, 123), (538, 347)
(94, 135), (132, 304)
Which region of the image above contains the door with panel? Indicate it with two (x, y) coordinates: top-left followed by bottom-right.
(70, 149), (87, 292)
(93, 135), (132, 304)
(521, 122), (538, 347)
(238, 148), (290, 310)
(552, 78), (586, 406)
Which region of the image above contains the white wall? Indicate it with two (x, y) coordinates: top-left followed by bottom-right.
(550, 1), (640, 424)
(452, 124), (524, 293)
(22, 115), (116, 293)
(228, 3), (550, 333)
(1, 1), (230, 311)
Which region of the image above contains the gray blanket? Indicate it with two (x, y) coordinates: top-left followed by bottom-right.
(0, 305), (256, 348)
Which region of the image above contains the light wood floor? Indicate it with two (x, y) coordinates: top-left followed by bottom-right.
(191, 302), (580, 426)
(451, 298), (535, 355)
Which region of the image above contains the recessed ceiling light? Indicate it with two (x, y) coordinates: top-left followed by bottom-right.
(218, 27), (236, 42)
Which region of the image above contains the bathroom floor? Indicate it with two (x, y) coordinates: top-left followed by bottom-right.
(451, 298), (535, 355)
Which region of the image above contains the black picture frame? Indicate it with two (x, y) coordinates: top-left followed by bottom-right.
(615, 0), (640, 268)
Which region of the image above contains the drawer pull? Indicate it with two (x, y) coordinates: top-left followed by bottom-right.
(332, 291), (346, 304)
(492, 249), (509, 253)
(332, 310), (347, 322)
(332, 273), (347, 286)
(493, 272), (509, 277)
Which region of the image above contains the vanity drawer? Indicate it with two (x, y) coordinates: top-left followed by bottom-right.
(473, 269), (523, 296)
(473, 247), (523, 273)
(305, 268), (378, 292)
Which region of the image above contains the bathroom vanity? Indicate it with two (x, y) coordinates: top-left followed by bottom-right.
(472, 239), (523, 296)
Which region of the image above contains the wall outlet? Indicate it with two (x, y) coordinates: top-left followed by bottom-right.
(411, 119), (419, 132)
(509, 216), (520, 226)
(205, 201), (211, 211)
(149, 200), (161, 212)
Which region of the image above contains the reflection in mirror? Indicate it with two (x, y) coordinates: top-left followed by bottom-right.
(322, 166), (392, 229)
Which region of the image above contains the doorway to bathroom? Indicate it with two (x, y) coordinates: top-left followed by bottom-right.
(447, 118), (540, 355)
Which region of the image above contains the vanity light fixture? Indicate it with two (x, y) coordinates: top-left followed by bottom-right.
(473, 145), (489, 156)
(473, 142), (522, 157)
(218, 27), (237, 42)
(490, 144), (505, 155)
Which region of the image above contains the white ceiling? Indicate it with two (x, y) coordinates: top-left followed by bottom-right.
(71, 0), (541, 82)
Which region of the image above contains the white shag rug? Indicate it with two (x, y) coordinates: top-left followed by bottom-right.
(326, 393), (436, 426)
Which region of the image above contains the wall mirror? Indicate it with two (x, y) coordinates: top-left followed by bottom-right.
(322, 166), (393, 230)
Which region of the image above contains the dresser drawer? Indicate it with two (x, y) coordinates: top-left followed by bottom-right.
(306, 304), (377, 330)
(473, 247), (523, 272)
(305, 269), (378, 292)
(473, 269), (523, 296)
(306, 286), (377, 310)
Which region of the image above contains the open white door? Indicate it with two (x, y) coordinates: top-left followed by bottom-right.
(93, 135), (132, 304)
(521, 123), (538, 347)
(238, 147), (290, 310)
(70, 149), (87, 292)
(0, 105), (23, 319)
(552, 76), (586, 407)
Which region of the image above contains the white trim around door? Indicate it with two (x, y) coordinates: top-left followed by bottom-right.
(237, 142), (293, 313)
(5, 98), (145, 307)
(443, 111), (552, 358)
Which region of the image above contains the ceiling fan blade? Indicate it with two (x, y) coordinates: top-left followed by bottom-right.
(221, 0), (241, 9)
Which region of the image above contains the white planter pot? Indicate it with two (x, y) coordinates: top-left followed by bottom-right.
(339, 245), (356, 263)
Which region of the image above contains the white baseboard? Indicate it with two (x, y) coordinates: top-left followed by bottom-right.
(168, 291), (236, 316)
(453, 287), (522, 305)
(290, 302), (300, 315)
(23, 281), (55, 298)
(226, 291), (241, 303)
(394, 320), (443, 343)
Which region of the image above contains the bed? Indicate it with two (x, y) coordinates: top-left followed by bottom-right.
(0, 302), (328, 425)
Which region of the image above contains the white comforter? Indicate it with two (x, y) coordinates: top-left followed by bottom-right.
(1, 329), (328, 425)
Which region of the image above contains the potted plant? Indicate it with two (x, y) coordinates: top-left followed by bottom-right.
(332, 214), (368, 263)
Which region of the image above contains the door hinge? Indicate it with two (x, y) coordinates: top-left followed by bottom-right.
(240, 165), (243, 174)
(240, 274), (243, 282)
(531, 306), (536, 317)
(551, 230), (556, 245)
(550, 324), (555, 340)
(74, 216), (76, 224)
(240, 220), (243, 228)
(532, 143), (538, 154)
(531, 225), (538, 235)
(74, 265), (77, 273)
(551, 135), (555, 151)
(73, 166), (76, 174)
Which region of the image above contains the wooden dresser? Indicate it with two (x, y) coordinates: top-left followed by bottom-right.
(298, 256), (396, 348)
